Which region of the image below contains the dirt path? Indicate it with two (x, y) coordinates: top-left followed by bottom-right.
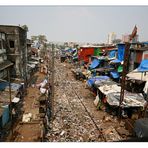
(8, 72), (46, 142)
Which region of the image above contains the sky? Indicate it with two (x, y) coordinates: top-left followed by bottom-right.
(0, 6), (148, 43)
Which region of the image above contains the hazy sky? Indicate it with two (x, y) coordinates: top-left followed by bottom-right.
(0, 6), (148, 43)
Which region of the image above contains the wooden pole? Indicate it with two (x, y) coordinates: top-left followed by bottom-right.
(7, 69), (13, 137)
(119, 25), (137, 118)
(51, 44), (55, 121)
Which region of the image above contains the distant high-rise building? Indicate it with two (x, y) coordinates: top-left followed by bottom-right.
(122, 34), (139, 43)
(107, 32), (116, 44)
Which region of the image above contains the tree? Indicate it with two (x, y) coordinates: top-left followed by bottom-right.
(38, 35), (47, 44)
(31, 36), (38, 41)
(21, 25), (29, 32)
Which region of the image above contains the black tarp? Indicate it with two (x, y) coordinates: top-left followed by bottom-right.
(134, 118), (148, 138)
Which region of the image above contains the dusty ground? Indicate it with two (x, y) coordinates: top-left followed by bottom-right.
(7, 72), (46, 142)
(46, 59), (132, 142)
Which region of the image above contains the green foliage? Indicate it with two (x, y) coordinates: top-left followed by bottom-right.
(21, 25), (29, 32)
(31, 35), (47, 44)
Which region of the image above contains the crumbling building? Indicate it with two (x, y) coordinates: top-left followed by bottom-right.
(0, 25), (27, 82)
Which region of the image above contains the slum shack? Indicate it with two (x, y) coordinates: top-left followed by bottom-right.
(27, 47), (40, 80)
(126, 59), (148, 101)
(85, 44), (122, 91)
(0, 82), (23, 135)
(93, 60), (148, 119)
(129, 42), (148, 71)
(78, 45), (115, 63)
(125, 60), (148, 139)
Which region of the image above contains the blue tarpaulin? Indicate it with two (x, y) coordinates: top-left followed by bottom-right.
(0, 82), (8, 91)
(0, 82), (21, 91)
(109, 50), (116, 58)
(2, 105), (9, 127)
(87, 76), (110, 87)
(65, 48), (73, 53)
(89, 59), (100, 69)
(142, 42), (148, 45)
(138, 59), (148, 72)
(110, 59), (121, 63)
(110, 71), (120, 79)
(117, 44), (125, 61)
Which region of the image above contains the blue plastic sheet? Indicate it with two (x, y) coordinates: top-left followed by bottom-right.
(110, 71), (120, 79)
(109, 50), (116, 58)
(89, 59), (100, 69)
(142, 42), (148, 45)
(0, 82), (8, 91)
(66, 48), (73, 53)
(2, 105), (9, 127)
(138, 59), (148, 72)
(117, 44), (125, 61)
(110, 59), (121, 63)
(0, 82), (21, 91)
(87, 76), (110, 87)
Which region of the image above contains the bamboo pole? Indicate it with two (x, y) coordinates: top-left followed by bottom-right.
(7, 69), (13, 137)
(51, 44), (55, 120)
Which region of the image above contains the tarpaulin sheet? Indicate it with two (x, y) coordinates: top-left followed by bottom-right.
(99, 84), (121, 95)
(65, 48), (73, 53)
(2, 105), (9, 127)
(0, 82), (21, 91)
(72, 48), (77, 56)
(143, 42), (148, 45)
(110, 71), (120, 78)
(117, 65), (123, 72)
(87, 76), (109, 87)
(117, 44), (125, 61)
(89, 59), (100, 69)
(134, 118), (148, 138)
(94, 48), (101, 56)
(95, 79), (116, 87)
(110, 59), (121, 63)
(0, 82), (8, 91)
(127, 68), (148, 81)
(106, 92), (146, 108)
(109, 50), (116, 58)
(137, 59), (148, 72)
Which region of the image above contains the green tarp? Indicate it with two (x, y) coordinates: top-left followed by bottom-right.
(94, 48), (101, 56)
(117, 65), (123, 72)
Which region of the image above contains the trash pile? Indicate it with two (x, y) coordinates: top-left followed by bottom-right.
(45, 58), (133, 142)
